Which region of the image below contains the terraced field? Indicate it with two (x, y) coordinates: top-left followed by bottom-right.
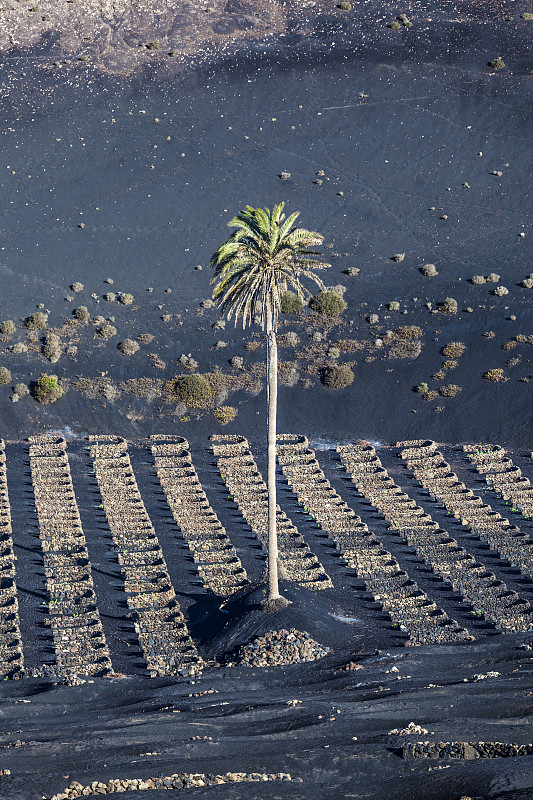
(2, 435), (533, 680)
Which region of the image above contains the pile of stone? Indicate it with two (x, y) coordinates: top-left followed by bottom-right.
(29, 435), (112, 678)
(210, 435), (332, 590)
(277, 435), (466, 646)
(0, 440), (24, 679)
(465, 443), (533, 523)
(47, 771), (295, 799)
(150, 435), (247, 597)
(396, 440), (533, 632)
(403, 741), (533, 760)
(89, 436), (203, 678)
(238, 628), (330, 667)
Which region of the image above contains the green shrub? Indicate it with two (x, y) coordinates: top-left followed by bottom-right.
(489, 57), (505, 69)
(212, 405), (238, 424)
(388, 20), (402, 28)
(439, 384), (462, 397)
(43, 333), (61, 363)
(0, 366), (11, 385)
(338, 1), (352, 9)
(0, 320), (15, 335)
(34, 374), (64, 404)
(483, 368), (506, 382)
(280, 291), (304, 314)
(146, 41), (160, 50)
(73, 306), (90, 324)
(310, 290), (347, 317)
(117, 339), (139, 355)
(388, 301), (400, 311)
(25, 311), (48, 330)
(389, 340), (422, 359)
(440, 297), (458, 314)
(441, 341), (465, 358)
(279, 331), (300, 348)
(321, 364), (354, 389)
(395, 325), (423, 339)
(171, 374), (213, 408)
(98, 324), (117, 339)
(117, 292), (134, 305)
(9, 342), (27, 354)
(416, 382), (429, 394)
(13, 383), (29, 398)
(103, 292), (116, 302)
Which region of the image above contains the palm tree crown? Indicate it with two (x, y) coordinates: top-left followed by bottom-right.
(210, 202), (330, 329)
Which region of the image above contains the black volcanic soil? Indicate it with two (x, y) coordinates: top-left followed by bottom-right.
(0, 0), (531, 445)
(2, 618), (533, 800)
(0, 3), (532, 799)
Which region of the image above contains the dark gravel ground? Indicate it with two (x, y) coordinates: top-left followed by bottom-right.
(0, 2), (532, 797)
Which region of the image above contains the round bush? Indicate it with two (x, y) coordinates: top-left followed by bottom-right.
(212, 405), (238, 425)
(416, 382), (429, 394)
(310, 291), (347, 317)
(439, 384), (462, 397)
(280, 291), (304, 314)
(9, 342), (27, 354)
(118, 292), (134, 305)
(441, 341), (466, 358)
(0, 320), (16, 335)
(98, 324), (117, 339)
(281, 331), (300, 348)
(117, 339), (139, 356)
(471, 275), (486, 285)
(493, 285), (509, 297)
(13, 383), (29, 398)
(483, 368), (506, 382)
(34, 374), (64, 404)
(172, 374), (213, 408)
(487, 273), (500, 283)
(43, 333), (61, 363)
(441, 297), (458, 314)
(388, 301), (400, 311)
(420, 264), (438, 276)
(70, 282), (84, 292)
(25, 311), (48, 330)
(321, 364), (354, 389)
(103, 292), (116, 302)
(73, 305), (90, 324)
(0, 366), (12, 385)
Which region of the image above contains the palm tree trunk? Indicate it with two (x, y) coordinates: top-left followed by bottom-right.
(266, 311), (281, 602)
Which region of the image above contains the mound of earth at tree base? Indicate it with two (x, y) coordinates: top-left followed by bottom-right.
(203, 581), (359, 661)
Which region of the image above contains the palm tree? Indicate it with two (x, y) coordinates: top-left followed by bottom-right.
(210, 203), (330, 610)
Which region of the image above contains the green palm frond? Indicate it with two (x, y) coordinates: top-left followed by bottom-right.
(210, 204), (330, 330)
